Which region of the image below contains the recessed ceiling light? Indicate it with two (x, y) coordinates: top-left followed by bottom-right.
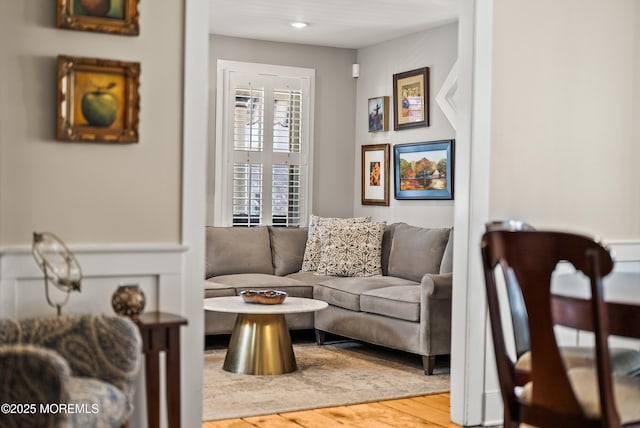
(290, 22), (308, 29)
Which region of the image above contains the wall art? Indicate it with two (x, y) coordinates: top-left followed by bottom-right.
(394, 140), (454, 200)
(368, 96), (389, 132)
(57, 55), (140, 143)
(57, 0), (140, 36)
(393, 67), (429, 130)
(362, 144), (390, 206)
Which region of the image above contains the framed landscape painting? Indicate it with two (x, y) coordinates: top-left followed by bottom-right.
(361, 144), (390, 206)
(57, 0), (140, 35)
(57, 55), (140, 143)
(393, 67), (429, 130)
(368, 96), (389, 132)
(394, 140), (454, 200)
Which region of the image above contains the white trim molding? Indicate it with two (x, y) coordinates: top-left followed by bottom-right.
(436, 60), (458, 130)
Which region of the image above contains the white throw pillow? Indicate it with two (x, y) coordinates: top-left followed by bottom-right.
(317, 220), (386, 277)
(301, 215), (371, 272)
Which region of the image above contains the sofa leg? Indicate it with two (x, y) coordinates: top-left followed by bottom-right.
(422, 355), (436, 375)
(315, 329), (326, 345)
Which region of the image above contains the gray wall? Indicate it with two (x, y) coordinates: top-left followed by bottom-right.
(354, 24), (458, 228)
(207, 35), (357, 225)
(0, 1), (185, 245)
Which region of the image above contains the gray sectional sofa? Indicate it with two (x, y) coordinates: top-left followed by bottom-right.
(204, 221), (453, 374)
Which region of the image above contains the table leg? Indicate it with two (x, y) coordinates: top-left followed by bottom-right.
(145, 350), (160, 428)
(166, 327), (181, 427)
(223, 313), (297, 375)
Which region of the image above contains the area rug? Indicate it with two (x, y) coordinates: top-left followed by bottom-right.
(202, 340), (450, 421)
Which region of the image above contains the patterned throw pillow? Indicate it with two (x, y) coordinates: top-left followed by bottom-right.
(317, 221), (386, 277)
(301, 215), (371, 272)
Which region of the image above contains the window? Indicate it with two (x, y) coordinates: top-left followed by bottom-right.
(215, 61), (314, 227)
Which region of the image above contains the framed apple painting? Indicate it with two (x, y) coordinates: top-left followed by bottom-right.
(57, 0), (140, 36)
(57, 55), (140, 143)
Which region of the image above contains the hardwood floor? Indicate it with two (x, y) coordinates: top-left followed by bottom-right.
(202, 393), (461, 427)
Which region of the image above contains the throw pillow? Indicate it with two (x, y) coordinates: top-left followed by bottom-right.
(387, 224), (451, 282)
(301, 215), (371, 272)
(317, 220), (386, 277)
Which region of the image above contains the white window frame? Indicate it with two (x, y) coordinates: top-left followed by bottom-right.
(214, 60), (315, 226)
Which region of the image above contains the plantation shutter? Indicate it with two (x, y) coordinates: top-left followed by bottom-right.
(227, 72), (307, 227)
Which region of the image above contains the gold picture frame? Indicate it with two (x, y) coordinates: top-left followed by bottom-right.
(57, 55), (140, 144)
(393, 67), (429, 130)
(57, 0), (140, 36)
(361, 144), (390, 206)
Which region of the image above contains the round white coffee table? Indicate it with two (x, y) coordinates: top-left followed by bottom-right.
(203, 296), (328, 375)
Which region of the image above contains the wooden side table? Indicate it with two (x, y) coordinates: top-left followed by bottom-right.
(134, 311), (188, 428)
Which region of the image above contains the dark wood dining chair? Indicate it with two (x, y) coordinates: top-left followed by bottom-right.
(485, 221), (640, 386)
(481, 230), (640, 427)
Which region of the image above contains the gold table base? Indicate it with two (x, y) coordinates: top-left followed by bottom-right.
(223, 313), (297, 375)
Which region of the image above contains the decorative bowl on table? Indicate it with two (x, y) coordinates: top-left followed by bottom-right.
(240, 289), (287, 305)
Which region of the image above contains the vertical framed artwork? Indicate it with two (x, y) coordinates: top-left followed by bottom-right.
(361, 144), (390, 206)
(57, 55), (140, 143)
(394, 140), (454, 200)
(393, 67), (429, 130)
(368, 96), (389, 132)
(57, 0), (140, 35)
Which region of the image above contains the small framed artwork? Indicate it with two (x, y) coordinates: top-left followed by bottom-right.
(394, 140), (454, 200)
(361, 144), (390, 206)
(368, 96), (389, 132)
(57, 55), (140, 143)
(393, 67), (429, 130)
(57, 0), (140, 36)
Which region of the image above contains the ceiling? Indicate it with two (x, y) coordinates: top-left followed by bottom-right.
(209, 0), (459, 49)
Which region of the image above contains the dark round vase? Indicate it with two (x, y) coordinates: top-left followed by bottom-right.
(111, 284), (145, 318)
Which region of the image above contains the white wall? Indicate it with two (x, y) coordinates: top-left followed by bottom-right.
(354, 24), (458, 227)
(490, 0), (640, 240)
(477, 1), (640, 424)
(207, 35), (357, 224)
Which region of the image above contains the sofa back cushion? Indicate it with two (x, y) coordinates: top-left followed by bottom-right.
(205, 226), (273, 278)
(439, 228), (454, 274)
(268, 227), (308, 276)
(387, 224), (451, 282)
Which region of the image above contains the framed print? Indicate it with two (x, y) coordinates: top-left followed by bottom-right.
(57, 0), (140, 36)
(57, 55), (140, 143)
(362, 144), (390, 206)
(368, 96), (389, 132)
(393, 67), (429, 130)
(394, 140), (454, 200)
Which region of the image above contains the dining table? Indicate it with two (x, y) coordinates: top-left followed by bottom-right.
(551, 271), (640, 340)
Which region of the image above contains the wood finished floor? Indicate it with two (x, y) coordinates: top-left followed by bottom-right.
(202, 393), (461, 427)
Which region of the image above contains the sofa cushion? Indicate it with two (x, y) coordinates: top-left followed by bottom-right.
(439, 228), (454, 274)
(285, 271), (335, 285)
(212, 273), (312, 298)
(205, 227), (273, 278)
(317, 220), (386, 277)
(361, 285), (421, 322)
(204, 279), (236, 298)
(314, 276), (416, 311)
(381, 223), (400, 276)
(388, 224), (451, 282)
(269, 226), (308, 276)
(301, 215), (371, 272)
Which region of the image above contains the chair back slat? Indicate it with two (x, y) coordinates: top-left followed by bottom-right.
(481, 230), (620, 427)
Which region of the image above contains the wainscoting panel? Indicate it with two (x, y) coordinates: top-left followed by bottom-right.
(0, 243), (188, 428)
(0, 243), (186, 318)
